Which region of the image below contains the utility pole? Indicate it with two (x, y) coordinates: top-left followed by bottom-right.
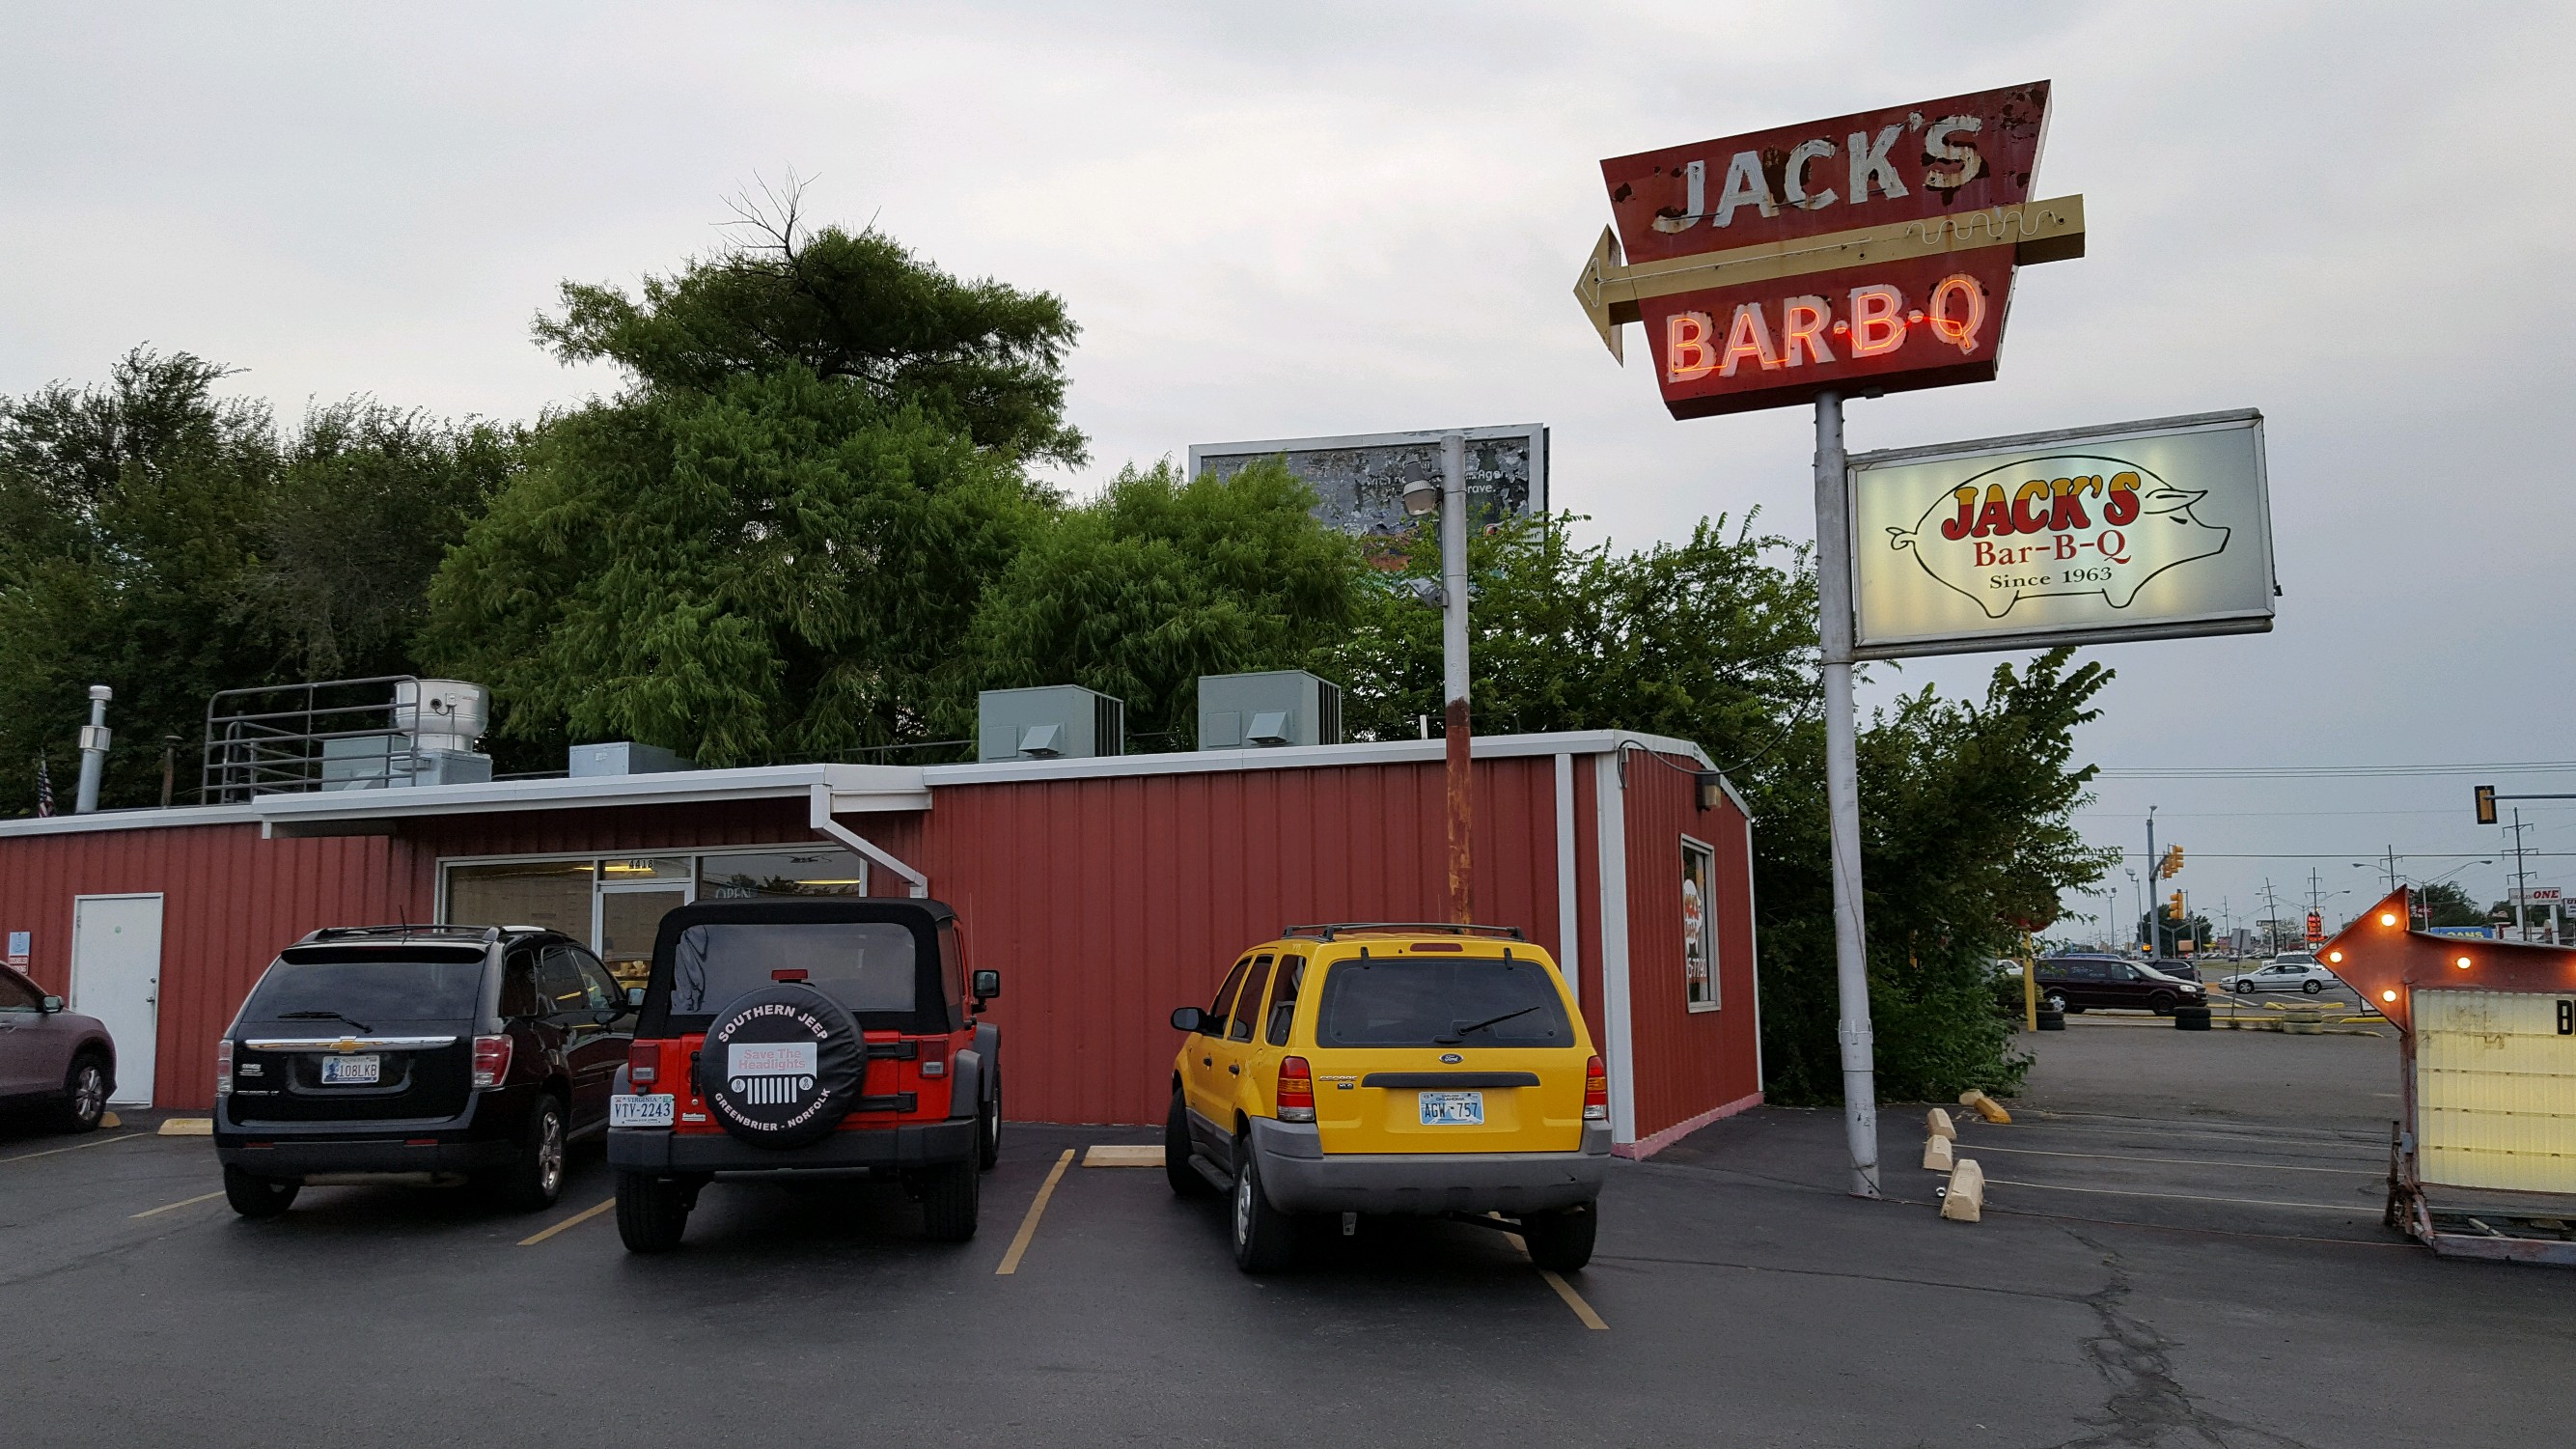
(1811, 389), (1879, 1200)
(1438, 432), (1474, 925)
(2261, 877), (2284, 956)
(2509, 808), (2533, 943)
(2145, 806), (2157, 950)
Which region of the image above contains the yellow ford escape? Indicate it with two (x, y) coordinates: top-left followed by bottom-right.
(1165, 922), (1609, 1274)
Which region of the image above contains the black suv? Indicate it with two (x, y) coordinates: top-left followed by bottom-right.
(214, 925), (634, 1218)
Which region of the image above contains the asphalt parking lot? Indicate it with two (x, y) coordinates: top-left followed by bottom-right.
(6, 1023), (2570, 1449)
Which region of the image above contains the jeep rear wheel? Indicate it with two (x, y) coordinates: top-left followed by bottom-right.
(1522, 1201), (1598, 1273)
(616, 1171), (689, 1252)
(919, 1160), (980, 1242)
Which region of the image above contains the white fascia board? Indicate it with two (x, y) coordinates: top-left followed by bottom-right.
(921, 729), (1716, 788)
(248, 763), (929, 831)
(0, 803), (258, 839)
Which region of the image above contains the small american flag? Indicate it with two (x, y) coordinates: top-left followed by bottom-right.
(35, 755), (53, 818)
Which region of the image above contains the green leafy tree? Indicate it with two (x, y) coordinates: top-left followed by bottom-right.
(958, 459), (1364, 747)
(0, 349), (517, 813)
(536, 194), (1084, 467)
(2420, 880), (2483, 928)
(424, 208), (1075, 766)
(1323, 512), (2113, 1103)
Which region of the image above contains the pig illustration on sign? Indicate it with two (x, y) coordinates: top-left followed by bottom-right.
(1884, 453), (2230, 619)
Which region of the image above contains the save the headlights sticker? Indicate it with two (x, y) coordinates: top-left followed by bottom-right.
(1849, 414), (2273, 657)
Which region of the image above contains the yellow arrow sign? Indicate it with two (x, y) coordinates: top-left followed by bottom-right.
(1573, 195), (2087, 362)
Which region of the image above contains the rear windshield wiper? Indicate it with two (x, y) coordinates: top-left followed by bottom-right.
(275, 1009), (375, 1033)
(1436, 1005), (1541, 1044)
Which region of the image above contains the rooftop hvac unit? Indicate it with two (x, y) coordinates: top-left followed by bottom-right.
(204, 675), (492, 801)
(1199, 671), (1343, 750)
(569, 741), (698, 777)
(978, 685), (1126, 763)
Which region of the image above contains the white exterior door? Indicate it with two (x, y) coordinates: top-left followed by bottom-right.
(71, 894), (162, 1107)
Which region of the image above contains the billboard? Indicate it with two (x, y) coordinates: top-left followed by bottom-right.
(1188, 425), (1547, 540)
(1580, 82), (2081, 418)
(1846, 410), (2275, 659)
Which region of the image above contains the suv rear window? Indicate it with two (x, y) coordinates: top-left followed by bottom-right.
(242, 950), (487, 1023)
(671, 922), (917, 1016)
(1314, 957), (1574, 1048)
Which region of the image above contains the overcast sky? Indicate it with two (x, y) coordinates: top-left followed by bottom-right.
(5, 2), (2571, 937)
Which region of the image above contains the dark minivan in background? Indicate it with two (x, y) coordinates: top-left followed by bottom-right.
(214, 925), (633, 1218)
(2034, 955), (2207, 1016)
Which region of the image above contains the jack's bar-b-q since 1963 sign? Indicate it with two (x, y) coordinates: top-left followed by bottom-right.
(1577, 82), (2081, 419)
(1847, 411), (2276, 659)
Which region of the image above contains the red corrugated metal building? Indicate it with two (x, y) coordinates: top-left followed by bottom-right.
(0, 730), (1760, 1156)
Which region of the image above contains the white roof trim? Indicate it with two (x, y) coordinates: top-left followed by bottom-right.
(0, 802), (258, 838)
(921, 729), (1714, 786)
(1, 732), (1730, 838)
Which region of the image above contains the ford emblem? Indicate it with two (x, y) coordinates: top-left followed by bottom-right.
(1439, 1052), (1463, 1064)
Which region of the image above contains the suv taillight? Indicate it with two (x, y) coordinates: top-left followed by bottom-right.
(1277, 1056), (1316, 1123)
(626, 1041), (658, 1088)
(215, 1038), (234, 1098)
(1583, 1055), (1609, 1121)
(919, 1035), (949, 1078)
(472, 1035), (513, 1089)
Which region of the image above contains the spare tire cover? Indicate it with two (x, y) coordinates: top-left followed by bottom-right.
(697, 984), (866, 1149)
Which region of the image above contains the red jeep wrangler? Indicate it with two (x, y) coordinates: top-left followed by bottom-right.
(608, 898), (1000, 1251)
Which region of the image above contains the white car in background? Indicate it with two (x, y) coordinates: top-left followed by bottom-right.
(2219, 956), (2343, 995)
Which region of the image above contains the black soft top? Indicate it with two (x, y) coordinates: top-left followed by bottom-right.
(639, 898), (959, 1038)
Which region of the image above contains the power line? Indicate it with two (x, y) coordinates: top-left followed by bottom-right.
(2096, 760), (2576, 780)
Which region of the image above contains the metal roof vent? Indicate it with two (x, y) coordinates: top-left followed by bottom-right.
(1199, 671), (1342, 750)
(978, 685), (1124, 763)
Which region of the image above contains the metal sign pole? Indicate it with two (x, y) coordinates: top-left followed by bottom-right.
(1441, 431), (1475, 925)
(1812, 391), (1880, 1198)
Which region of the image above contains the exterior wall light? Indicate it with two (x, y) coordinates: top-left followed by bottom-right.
(2454, 956), (2473, 970)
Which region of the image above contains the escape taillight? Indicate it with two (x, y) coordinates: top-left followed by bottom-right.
(1277, 1056), (1316, 1123)
(1583, 1055), (1609, 1122)
(626, 1041), (658, 1088)
(215, 1037), (234, 1098)
(472, 1035), (513, 1090)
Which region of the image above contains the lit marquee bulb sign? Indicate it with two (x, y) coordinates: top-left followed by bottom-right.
(1575, 83), (2082, 419)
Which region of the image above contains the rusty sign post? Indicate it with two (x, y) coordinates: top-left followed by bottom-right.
(1580, 83), (2085, 1198)
(1441, 431), (1475, 924)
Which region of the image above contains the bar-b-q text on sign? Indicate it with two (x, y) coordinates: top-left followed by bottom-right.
(1575, 82), (2081, 419)
(1847, 411), (2276, 658)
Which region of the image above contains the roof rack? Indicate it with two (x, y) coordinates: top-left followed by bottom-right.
(1280, 922), (1527, 942)
(304, 925), (502, 944)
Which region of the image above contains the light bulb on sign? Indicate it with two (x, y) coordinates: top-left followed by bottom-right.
(2382, 989), (2398, 1003)
(2378, 912), (2397, 927)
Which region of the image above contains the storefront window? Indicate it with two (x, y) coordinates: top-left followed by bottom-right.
(447, 860), (594, 938)
(700, 849), (869, 898)
(597, 856), (690, 882)
(1682, 837), (1719, 1012)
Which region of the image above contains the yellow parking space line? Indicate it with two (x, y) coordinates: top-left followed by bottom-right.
(518, 1197), (617, 1246)
(996, 1149), (1075, 1275)
(131, 1190), (226, 1219)
(1502, 1226), (1609, 1330)
(1538, 1268), (1610, 1330)
(1, 1131), (143, 1165)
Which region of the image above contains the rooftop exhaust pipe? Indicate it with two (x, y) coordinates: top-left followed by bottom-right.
(74, 684), (111, 814)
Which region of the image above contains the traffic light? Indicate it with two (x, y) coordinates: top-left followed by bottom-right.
(2167, 890), (2185, 921)
(2476, 785), (2497, 825)
(2158, 845), (2184, 878)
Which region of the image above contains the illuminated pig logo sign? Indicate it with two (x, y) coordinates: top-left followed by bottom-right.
(1886, 454), (2229, 619)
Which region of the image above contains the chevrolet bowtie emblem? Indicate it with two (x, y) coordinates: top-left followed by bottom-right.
(334, 1038), (360, 1052)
